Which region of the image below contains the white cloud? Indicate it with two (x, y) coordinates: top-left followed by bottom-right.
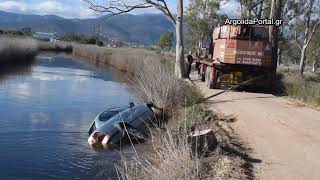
(0, 0), (97, 19)
(0, 1), (28, 11)
(0, 0), (240, 18)
(34, 1), (62, 13)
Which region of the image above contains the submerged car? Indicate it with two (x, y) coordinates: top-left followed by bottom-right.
(88, 102), (156, 148)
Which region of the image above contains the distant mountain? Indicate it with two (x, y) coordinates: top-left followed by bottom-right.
(0, 10), (173, 45)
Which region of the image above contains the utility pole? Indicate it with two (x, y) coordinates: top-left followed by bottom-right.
(93, 24), (101, 41)
(175, 0), (185, 78)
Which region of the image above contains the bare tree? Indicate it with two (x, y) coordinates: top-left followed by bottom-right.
(288, 0), (320, 75)
(238, 0), (269, 18)
(83, 0), (186, 78)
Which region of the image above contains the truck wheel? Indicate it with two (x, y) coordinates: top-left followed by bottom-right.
(206, 66), (221, 89)
(198, 64), (206, 82)
(214, 69), (221, 89)
(205, 67), (209, 86)
(206, 66), (215, 89)
(199, 74), (205, 82)
(264, 71), (274, 93)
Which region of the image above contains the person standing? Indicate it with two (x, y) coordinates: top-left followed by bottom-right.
(186, 51), (194, 78)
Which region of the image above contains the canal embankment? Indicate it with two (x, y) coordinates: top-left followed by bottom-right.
(0, 38), (255, 179)
(71, 44), (255, 179)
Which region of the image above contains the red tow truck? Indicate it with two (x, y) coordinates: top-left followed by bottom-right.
(197, 24), (273, 90)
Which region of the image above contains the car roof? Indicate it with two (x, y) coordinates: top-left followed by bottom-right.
(95, 104), (150, 132)
(116, 104), (149, 122)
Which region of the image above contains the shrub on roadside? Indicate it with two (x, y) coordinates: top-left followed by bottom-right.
(280, 71), (320, 106)
(129, 57), (203, 110)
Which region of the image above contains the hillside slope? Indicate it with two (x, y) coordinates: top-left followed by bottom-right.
(0, 10), (173, 44)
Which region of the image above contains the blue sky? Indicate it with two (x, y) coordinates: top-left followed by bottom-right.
(0, 0), (239, 19)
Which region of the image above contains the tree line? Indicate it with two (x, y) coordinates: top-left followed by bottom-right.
(60, 32), (104, 46)
(0, 27), (32, 36)
(83, 0), (319, 77)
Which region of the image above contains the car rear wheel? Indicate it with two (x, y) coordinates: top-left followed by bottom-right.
(199, 73), (205, 82)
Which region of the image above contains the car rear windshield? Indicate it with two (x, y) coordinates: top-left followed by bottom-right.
(99, 107), (125, 122)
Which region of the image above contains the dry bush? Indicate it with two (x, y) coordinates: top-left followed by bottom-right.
(129, 57), (202, 109)
(280, 70), (320, 106)
(0, 36), (38, 63)
(115, 105), (255, 180)
(117, 127), (202, 180)
(116, 105), (218, 180)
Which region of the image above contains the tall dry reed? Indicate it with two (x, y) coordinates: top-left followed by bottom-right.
(117, 127), (202, 180)
(0, 37), (38, 63)
(129, 56), (202, 109)
(72, 45), (203, 110)
(37, 40), (73, 52)
(73, 45), (157, 71)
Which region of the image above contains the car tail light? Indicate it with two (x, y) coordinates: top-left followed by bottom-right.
(92, 132), (106, 142)
(101, 135), (110, 145)
(88, 131), (107, 146)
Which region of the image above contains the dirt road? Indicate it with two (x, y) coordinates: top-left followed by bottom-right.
(191, 74), (320, 180)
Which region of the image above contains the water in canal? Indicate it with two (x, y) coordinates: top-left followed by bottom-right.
(0, 53), (137, 179)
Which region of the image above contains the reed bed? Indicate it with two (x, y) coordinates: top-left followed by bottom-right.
(73, 45), (203, 110)
(0, 36), (38, 63)
(129, 57), (202, 109)
(37, 40), (73, 52)
(73, 45), (157, 71)
(117, 127), (201, 180)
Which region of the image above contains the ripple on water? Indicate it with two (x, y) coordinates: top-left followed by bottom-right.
(0, 55), (135, 179)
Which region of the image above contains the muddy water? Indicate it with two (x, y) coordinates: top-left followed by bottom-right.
(0, 53), (137, 179)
